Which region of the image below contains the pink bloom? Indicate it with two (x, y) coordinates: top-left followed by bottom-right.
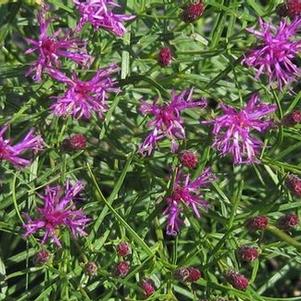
(139, 90), (207, 156)
(23, 181), (90, 247)
(0, 126), (43, 167)
(203, 94), (276, 164)
(242, 18), (301, 89)
(73, 0), (135, 37)
(164, 167), (215, 235)
(25, 8), (93, 82)
(47, 65), (120, 119)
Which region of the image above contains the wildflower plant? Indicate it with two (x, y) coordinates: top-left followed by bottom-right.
(1, 1), (301, 300)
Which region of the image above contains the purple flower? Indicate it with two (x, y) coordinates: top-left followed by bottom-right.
(0, 126), (43, 167)
(23, 181), (90, 247)
(164, 168), (215, 236)
(203, 94), (276, 164)
(242, 18), (301, 89)
(25, 8), (93, 82)
(139, 90), (207, 156)
(47, 65), (120, 119)
(73, 0), (135, 37)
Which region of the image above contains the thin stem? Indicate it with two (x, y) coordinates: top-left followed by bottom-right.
(267, 225), (301, 251)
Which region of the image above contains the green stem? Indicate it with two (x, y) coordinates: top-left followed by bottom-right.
(267, 225), (301, 251)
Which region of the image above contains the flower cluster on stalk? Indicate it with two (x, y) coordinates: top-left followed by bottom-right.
(23, 181), (90, 247)
(138, 89), (207, 156)
(14, 0), (301, 297)
(164, 167), (216, 236)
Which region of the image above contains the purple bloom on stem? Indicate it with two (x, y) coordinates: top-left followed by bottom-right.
(0, 126), (43, 167)
(164, 200), (182, 236)
(23, 181), (90, 247)
(139, 89), (207, 156)
(242, 18), (301, 89)
(25, 8), (93, 82)
(164, 167), (215, 235)
(203, 94), (276, 164)
(73, 0), (135, 37)
(47, 65), (120, 119)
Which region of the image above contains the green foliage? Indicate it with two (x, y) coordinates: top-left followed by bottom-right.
(0, 0), (301, 300)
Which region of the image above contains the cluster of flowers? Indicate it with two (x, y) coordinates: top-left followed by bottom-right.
(26, 1), (134, 119)
(0, 1), (133, 250)
(138, 0), (301, 292)
(2, 0), (301, 297)
(1, 1), (132, 251)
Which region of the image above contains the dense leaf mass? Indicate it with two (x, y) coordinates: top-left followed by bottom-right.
(0, 1), (301, 300)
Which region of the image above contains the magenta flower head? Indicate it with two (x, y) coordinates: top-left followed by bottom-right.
(242, 18), (301, 89)
(139, 89), (207, 156)
(0, 126), (43, 167)
(73, 0), (135, 37)
(203, 94), (276, 164)
(47, 65), (120, 119)
(23, 181), (90, 247)
(25, 7), (93, 82)
(164, 167), (216, 236)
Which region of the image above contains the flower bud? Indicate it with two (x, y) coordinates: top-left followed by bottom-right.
(158, 47), (172, 67)
(180, 151), (198, 169)
(246, 216), (268, 231)
(225, 270), (249, 291)
(286, 175), (301, 197)
(283, 110), (301, 126)
(174, 266), (201, 282)
(181, 1), (205, 23)
(141, 278), (155, 298)
(34, 249), (50, 265)
(116, 242), (131, 257)
(85, 261), (98, 276)
(237, 246), (259, 262)
(115, 261), (130, 278)
(287, 0), (301, 18)
(277, 213), (299, 230)
(62, 134), (87, 151)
